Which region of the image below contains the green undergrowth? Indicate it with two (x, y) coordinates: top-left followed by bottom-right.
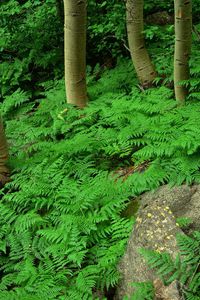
(0, 56), (200, 299)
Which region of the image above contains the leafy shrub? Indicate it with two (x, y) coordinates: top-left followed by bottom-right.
(0, 0), (63, 96)
(2, 0), (199, 98)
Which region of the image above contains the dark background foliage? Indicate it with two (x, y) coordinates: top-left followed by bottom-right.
(2, 0), (200, 98)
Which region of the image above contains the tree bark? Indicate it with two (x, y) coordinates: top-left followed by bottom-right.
(63, 0), (88, 107)
(126, 0), (156, 87)
(0, 119), (10, 186)
(174, 0), (192, 104)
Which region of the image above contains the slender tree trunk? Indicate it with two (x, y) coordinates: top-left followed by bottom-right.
(0, 119), (10, 186)
(63, 0), (88, 108)
(126, 0), (156, 87)
(174, 0), (192, 104)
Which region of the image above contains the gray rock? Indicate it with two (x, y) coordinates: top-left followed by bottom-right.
(145, 11), (174, 25)
(115, 184), (200, 299)
(140, 184), (199, 229)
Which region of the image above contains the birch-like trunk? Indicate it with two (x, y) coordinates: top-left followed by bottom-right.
(126, 0), (156, 87)
(64, 0), (88, 107)
(0, 119), (9, 186)
(174, 0), (192, 104)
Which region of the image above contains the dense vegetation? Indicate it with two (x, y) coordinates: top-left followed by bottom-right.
(0, 0), (200, 299)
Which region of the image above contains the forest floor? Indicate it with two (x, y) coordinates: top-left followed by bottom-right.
(0, 42), (200, 298)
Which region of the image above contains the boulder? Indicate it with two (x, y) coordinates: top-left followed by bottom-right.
(114, 184), (200, 299)
(145, 11), (174, 25)
(140, 184), (200, 230)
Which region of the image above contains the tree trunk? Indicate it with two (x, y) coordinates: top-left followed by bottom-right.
(63, 0), (88, 108)
(0, 119), (10, 186)
(174, 0), (192, 104)
(126, 0), (156, 87)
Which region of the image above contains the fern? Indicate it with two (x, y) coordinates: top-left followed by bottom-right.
(0, 52), (200, 298)
(139, 231), (200, 300)
(128, 282), (154, 300)
(176, 217), (193, 229)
